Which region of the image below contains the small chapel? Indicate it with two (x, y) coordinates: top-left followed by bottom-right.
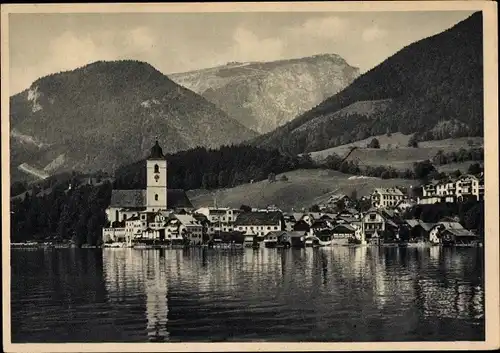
(104, 140), (193, 226)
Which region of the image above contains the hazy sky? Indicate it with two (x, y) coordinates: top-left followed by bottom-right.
(9, 11), (474, 95)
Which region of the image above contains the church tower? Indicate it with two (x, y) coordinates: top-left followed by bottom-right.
(146, 140), (167, 212)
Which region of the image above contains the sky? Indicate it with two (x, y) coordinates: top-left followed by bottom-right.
(8, 10), (475, 95)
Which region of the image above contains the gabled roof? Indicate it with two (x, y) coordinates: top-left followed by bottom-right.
(285, 231), (308, 238)
(168, 189), (193, 209)
(234, 211), (283, 226)
(437, 221), (464, 230)
(109, 189), (192, 209)
(405, 219), (436, 231)
(311, 219), (332, 228)
(110, 190), (146, 208)
(332, 224), (356, 232)
(444, 228), (475, 237)
(174, 214), (201, 226)
(126, 216), (141, 222)
(373, 188), (404, 196)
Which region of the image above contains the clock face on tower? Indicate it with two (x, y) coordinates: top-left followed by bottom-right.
(154, 174), (160, 182)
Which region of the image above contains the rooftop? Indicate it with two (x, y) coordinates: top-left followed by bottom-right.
(109, 189), (193, 209)
(234, 211), (283, 226)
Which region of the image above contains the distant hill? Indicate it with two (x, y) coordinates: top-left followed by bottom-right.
(10, 60), (257, 182)
(187, 169), (417, 212)
(252, 12), (483, 155)
(169, 54), (359, 134)
(308, 134), (484, 171)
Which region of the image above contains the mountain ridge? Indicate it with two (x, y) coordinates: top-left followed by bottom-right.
(169, 53), (360, 133)
(251, 12), (483, 155)
(10, 60), (257, 182)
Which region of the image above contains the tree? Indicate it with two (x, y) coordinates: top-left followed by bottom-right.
(368, 138), (380, 149)
(309, 204), (320, 212)
(467, 162), (482, 175)
(408, 135), (419, 148)
(280, 174), (289, 182)
(350, 189), (358, 201)
(413, 160), (436, 180)
(451, 169), (462, 178)
(240, 204), (252, 212)
(217, 170), (228, 188)
(268, 172), (276, 183)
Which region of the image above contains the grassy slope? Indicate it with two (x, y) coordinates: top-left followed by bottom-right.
(187, 169), (417, 212)
(309, 133), (483, 170)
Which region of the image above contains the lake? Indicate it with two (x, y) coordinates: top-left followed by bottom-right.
(11, 246), (484, 342)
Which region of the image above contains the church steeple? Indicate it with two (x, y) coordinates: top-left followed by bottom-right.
(149, 139), (165, 160)
(146, 139), (167, 212)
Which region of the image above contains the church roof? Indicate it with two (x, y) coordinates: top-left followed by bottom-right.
(109, 189), (193, 209)
(148, 140), (165, 160)
(110, 190), (146, 208)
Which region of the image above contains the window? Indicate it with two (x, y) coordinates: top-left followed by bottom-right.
(155, 194), (159, 201)
(154, 164), (159, 173)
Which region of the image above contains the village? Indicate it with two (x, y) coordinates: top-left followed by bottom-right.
(101, 141), (484, 249)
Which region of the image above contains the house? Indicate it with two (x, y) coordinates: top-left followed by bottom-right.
(212, 231), (246, 244)
(263, 231), (287, 247)
(327, 194), (351, 208)
(395, 199), (416, 213)
(311, 219), (334, 234)
(172, 214), (204, 245)
(278, 231), (308, 248)
(371, 188), (405, 208)
(361, 209), (399, 244)
(422, 181), (439, 198)
(102, 226), (126, 243)
(330, 224), (357, 245)
(234, 211), (284, 237)
(405, 219), (436, 242)
(292, 219), (312, 234)
(429, 222), (472, 244)
(124, 216), (144, 244)
(418, 195), (443, 205)
(194, 207), (241, 234)
(456, 174), (482, 201)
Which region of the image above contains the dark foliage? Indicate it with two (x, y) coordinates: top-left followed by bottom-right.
(113, 145), (301, 190)
(368, 138), (381, 149)
(11, 181), (113, 244)
(403, 199), (484, 230)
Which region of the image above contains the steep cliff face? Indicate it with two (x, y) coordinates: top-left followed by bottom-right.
(169, 54), (360, 133)
(9, 60), (257, 181)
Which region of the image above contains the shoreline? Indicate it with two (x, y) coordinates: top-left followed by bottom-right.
(10, 242), (482, 249)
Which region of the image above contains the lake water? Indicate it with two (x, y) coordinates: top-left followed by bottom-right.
(11, 246), (484, 343)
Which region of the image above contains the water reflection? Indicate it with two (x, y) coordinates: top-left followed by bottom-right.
(11, 246), (484, 343)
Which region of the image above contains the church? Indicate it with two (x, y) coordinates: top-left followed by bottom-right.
(104, 140), (193, 227)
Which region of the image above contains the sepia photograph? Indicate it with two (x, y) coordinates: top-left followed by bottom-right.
(1, 1), (498, 352)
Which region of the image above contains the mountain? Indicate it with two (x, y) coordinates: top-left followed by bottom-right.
(169, 54), (360, 133)
(9, 60), (257, 182)
(252, 12), (483, 155)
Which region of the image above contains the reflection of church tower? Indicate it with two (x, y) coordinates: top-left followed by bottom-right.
(147, 140), (168, 212)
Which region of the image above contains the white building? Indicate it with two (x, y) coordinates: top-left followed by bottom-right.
(234, 211), (284, 237)
(419, 173), (484, 204)
(371, 188), (405, 208)
(194, 207), (241, 234)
